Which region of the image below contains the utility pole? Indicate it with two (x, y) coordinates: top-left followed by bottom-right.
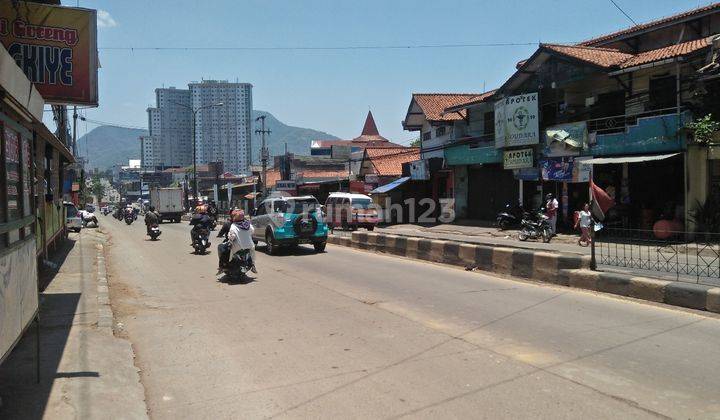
(255, 115), (271, 197)
(72, 106), (78, 157)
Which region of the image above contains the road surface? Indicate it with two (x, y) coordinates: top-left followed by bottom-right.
(101, 215), (720, 419)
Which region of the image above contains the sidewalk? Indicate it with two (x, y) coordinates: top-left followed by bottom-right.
(332, 221), (588, 256)
(0, 229), (147, 420)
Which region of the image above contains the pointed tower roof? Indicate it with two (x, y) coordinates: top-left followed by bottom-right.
(361, 110), (380, 136)
(353, 109), (390, 144)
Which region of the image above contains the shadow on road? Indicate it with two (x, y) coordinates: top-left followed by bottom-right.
(38, 236), (76, 292)
(218, 274), (257, 285)
(0, 293), (87, 420)
(258, 244), (324, 257)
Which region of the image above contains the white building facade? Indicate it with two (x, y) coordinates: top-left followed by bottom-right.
(139, 135), (161, 168)
(151, 87), (193, 168)
(189, 80), (253, 174)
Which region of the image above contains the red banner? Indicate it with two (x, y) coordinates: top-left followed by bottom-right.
(0, 3), (98, 105)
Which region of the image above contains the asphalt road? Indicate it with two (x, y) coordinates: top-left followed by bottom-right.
(101, 214), (720, 419)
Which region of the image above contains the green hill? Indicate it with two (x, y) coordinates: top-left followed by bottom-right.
(77, 110), (339, 171)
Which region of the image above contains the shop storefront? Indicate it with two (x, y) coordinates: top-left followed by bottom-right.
(445, 142), (512, 221)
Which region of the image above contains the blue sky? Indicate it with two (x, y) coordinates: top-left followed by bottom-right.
(65, 0), (712, 144)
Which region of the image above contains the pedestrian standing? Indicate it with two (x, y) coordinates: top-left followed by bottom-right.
(545, 193), (559, 235)
(576, 203), (593, 247)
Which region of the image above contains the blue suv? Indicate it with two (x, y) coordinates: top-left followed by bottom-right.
(251, 196), (329, 254)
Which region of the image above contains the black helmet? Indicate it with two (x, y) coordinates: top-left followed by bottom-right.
(546, 193), (554, 200)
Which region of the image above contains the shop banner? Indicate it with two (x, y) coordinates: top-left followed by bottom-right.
(513, 167), (539, 181)
(544, 122), (587, 157)
(276, 180), (297, 192)
(408, 159), (429, 180)
(540, 156), (592, 183)
(503, 148), (533, 170)
(0, 3), (98, 105)
(495, 93), (539, 149)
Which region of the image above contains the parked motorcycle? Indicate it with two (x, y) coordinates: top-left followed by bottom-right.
(496, 202), (526, 231)
(222, 249), (253, 281)
(192, 227), (211, 254)
(518, 209), (552, 243)
(148, 224), (161, 241)
(82, 213), (99, 228)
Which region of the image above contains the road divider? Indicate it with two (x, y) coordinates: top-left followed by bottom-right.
(327, 231), (720, 314)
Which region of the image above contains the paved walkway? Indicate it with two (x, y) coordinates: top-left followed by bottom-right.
(0, 229), (147, 420)
(332, 221), (588, 256)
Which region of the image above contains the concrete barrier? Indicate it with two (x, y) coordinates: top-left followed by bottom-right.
(333, 231), (720, 314)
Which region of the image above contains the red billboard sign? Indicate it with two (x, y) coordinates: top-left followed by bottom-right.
(0, 3), (98, 105)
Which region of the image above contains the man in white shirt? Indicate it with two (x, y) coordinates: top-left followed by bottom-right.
(545, 193), (559, 235)
(227, 210), (257, 273)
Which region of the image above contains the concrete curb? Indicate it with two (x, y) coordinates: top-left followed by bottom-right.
(95, 243), (113, 334)
(328, 232), (720, 315)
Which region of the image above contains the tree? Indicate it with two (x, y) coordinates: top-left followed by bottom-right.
(409, 137), (421, 147)
(90, 175), (106, 204)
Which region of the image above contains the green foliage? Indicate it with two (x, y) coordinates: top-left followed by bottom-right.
(90, 175), (105, 204)
(409, 137), (421, 147)
(689, 197), (720, 233)
(685, 114), (720, 144)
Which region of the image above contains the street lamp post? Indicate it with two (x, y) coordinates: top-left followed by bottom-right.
(170, 101), (223, 204)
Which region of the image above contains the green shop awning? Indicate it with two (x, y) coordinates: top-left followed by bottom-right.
(444, 144), (502, 166)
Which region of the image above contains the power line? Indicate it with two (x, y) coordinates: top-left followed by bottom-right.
(79, 117), (147, 131)
(97, 42), (547, 52)
(608, 0), (638, 26)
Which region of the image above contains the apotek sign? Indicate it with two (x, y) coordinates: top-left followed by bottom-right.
(495, 93), (539, 148)
(503, 148), (534, 169)
(0, 3), (98, 105)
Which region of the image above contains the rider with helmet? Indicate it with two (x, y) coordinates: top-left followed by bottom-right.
(189, 205), (212, 245)
(218, 209), (257, 274)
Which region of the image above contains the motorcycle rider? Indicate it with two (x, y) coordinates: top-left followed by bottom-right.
(217, 209), (235, 239)
(144, 206), (160, 235)
(189, 205), (212, 246)
(222, 209), (257, 274)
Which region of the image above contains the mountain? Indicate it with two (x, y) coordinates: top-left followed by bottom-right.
(77, 110), (339, 171)
(77, 125), (147, 171)
(251, 110), (339, 162)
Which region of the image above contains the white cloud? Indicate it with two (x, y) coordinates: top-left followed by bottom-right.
(97, 10), (118, 28)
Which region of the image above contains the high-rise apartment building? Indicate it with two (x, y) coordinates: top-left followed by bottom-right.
(140, 135), (161, 168)
(189, 80), (253, 174)
(142, 87), (193, 169)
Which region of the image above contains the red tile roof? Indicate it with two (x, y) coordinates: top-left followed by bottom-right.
(620, 36), (712, 68)
(413, 94), (481, 122)
(365, 147), (420, 177)
(265, 169), (281, 188)
(444, 90), (498, 112)
(314, 111), (401, 147)
(580, 2), (720, 47)
(541, 44), (634, 68)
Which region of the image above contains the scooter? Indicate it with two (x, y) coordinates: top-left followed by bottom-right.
(82, 214), (99, 228)
(222, 249), (253, 281)
(148, 224), (161, 241)
(496, 202), (526, 230)
(124, 213), (135, 225)
(192, 227), (210, 254)
(518, 209), (552, 243)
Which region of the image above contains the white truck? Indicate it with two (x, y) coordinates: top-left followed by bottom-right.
(149, 187), (184, 223)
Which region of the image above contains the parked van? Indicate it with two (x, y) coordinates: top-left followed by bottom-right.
(325, 192), (378, 231)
